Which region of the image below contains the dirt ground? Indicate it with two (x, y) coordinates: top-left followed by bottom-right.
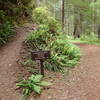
(0, 24), (35, 100)
(0, 24), (100, 100)
(37, 43), (100, 100)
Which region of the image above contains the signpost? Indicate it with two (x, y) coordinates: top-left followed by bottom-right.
(31, 49), (50, 76)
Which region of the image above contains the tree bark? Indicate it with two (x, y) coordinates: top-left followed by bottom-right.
(98, 27), (100, 38)
(73, 24), (77, 39)
(62, 0), (64, 30)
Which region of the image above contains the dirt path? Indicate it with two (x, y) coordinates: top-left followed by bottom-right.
(0, 24), (35, 100)
(36, 43), (100, 100)
(0, 24), (100, 100)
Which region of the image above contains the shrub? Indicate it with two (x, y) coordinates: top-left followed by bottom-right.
(80, 32), (100, 45)
(0, 10), (15, 46)
(45, 36), (81, 71)
(32, 7), (62, 35)
(27, 26), (81, 72)
(32, 7), (50, 24)
(80, 32), (97, 41)
(0, 10), (6, 22)
(27, 24), (56, 49)
(26, 7), (81, 72)
(0, 21), (14, 46)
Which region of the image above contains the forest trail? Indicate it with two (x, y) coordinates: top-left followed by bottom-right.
(0, 24), (100, 100)
(0, 24), (35, 100)
(38, 43), (100, 100)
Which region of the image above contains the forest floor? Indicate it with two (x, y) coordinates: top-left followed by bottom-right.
(0, 24), (100, 100)
(0, 24), (35, 100)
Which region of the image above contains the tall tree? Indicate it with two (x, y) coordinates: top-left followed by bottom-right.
(62, 0), (65, 29)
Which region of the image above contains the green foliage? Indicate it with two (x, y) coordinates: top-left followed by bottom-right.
(16, 74), (52, 97)
(32, 7), (50, 24)
(70, 0), (89, 8)
(20, 59), (36, 67)
(27, 25), (81, 71)
(80, 32), (100, 45)
(26, 7), (81, 72)
(0, 21), (14, 46)
(0, 10), (6, 22)
(44, 36), (81, 72)
(90, 0), (100, 8)
(0, 10), (15, 46)
(80, 32), (97, 41)
(27, 24), (56, 49)
(70, 32), (100, 46)
(32, 7), (62, 34)
(0, 0), (35, 25)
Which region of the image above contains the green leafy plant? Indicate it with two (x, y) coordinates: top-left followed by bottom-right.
(27, 25), (81, 72)
(27, 24), (56, 49)
(44, 36), (81, 71)
(26, 7), (81, 72)
(32, 7), (62, 35)
(76, 32), (100, 45)
(16, 74), (52, 97)
(20, 59), (36, 67)
(0, 10), (6, 22)
(0, 21), (14, 46)
(0, 10), (15, 46)
(32, 7), (50, 24)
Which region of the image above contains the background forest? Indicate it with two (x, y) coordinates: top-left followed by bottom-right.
(0, 0), (100, 46)
(0, 0), (100, 98)
(0, 0), (100, 35)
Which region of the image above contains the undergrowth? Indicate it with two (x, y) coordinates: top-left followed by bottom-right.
(26, 7), (81, 72)
(0, 10), (15, 46)
(80, 32), (100, 45)
(70, 32), (100, 46)
(16, 74), (51, 98)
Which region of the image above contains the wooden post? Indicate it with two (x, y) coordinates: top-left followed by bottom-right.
(40, 59), (44, 76)
(31, 50), (50, 76)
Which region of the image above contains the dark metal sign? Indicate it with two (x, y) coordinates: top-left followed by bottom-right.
(31, 49), (50, 76)
(31, 50), (50, 60)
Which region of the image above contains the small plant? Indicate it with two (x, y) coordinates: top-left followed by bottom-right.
(16, 74), (52, 97)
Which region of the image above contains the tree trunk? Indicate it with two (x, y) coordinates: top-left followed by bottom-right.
(62, 0), (64, 30)
(73, 24), (77, 39)
(98, 27), (100, 38)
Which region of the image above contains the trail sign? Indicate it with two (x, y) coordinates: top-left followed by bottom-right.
(31, 49), (50, 75)
(32, 50), (50, 60)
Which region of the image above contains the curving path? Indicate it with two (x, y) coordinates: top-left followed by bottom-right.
(0, 24), (35, 100)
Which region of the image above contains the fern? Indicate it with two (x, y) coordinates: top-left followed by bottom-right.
(26, 7), (81, 72)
